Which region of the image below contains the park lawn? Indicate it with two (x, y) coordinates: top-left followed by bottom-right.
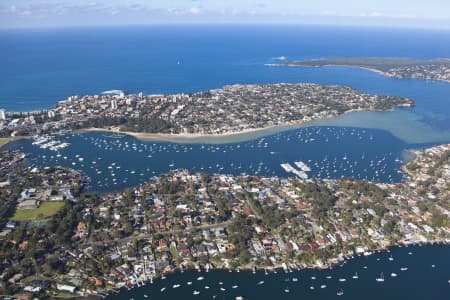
(12, 201), (65, 221)
(0, 138), (10, 148)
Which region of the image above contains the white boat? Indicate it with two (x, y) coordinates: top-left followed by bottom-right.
(337, 289), (344, 296)
(338, 278), (346, 282)
(232, 285), (238, 289)
(320, 285), (326, 289)
(220, 287), (226, 291)
(400, 267), (408, 271)
(391, 273), (398, 277)
(204, 286), (210, 289)
(292, 277), (298, 282)
(388, 255), (394, 261)
(160, 287), (166, 292)
(197, 276), (204, 281)
(172, 284), (180, 288)
(310, 286), (315, 290)
(192, 290), (200, 295)
(257, 280), (264, 285)
(294, 161), (311, 172)
(352, 272), (359, 279)
(284, 287), (290, 293)
(376, 273), (385, 282)
(187, 281), (192, 285)
(235, 297), (244, 300)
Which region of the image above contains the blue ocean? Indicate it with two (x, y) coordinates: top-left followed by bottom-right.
(1, 25), (450, 112)
(2, 25), (450, 300)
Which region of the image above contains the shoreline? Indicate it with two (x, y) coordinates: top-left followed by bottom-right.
(0, 136), (29, 148)
(0, 138), (11, 148)
(78, 108), (395, 144)
(266, 63), (450, 84)
(80, 118), (323, 144)
(266, 63), (387, 76)
(101, 240), (448, 299)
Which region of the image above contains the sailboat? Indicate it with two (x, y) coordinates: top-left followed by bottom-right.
(352, 272), (359, 279)
(376, 272), (385, 282)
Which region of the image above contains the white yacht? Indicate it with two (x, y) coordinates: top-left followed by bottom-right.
(376, 273), (385, 282)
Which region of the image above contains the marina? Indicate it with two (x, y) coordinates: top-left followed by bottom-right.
(6, 126), (411, 193)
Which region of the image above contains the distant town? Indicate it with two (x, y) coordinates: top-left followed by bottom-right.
(270, 57), (450, 83)
(0, 143), (448, 299)
(0, 83), (413, 140)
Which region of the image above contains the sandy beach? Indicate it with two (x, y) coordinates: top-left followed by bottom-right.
(79, 109), (398, 144)
(80, 120), (311, 144)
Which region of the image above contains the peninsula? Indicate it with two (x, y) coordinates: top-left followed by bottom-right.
(0, 143), (448, 298)
(270, 57), (450, 83)
(0, 83), (413, 141)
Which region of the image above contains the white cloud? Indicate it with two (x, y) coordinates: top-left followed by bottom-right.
(189, 7), (201, 14)
(20, 10), (32, 16)
(0, 5), (17, 14)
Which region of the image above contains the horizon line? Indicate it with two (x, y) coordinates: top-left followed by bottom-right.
(1, 22), (450, 32)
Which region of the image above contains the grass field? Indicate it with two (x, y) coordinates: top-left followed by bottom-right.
(0, 138), (10, 148)
(12, 201), (65, 221)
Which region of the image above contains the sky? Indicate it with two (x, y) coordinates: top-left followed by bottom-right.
(0, 0), (449, 29)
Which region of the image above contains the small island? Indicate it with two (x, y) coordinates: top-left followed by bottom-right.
(0, 143), (448, 298)
(270, 57), (450, 83)
(0, 83), (413, 141)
